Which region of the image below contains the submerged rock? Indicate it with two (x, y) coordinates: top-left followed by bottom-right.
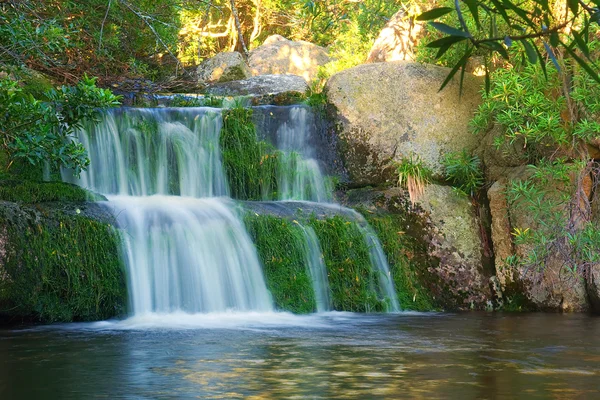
(197, 51), (251, 85)
(326, 61), (483, 186)
(248, 35), (330, 83)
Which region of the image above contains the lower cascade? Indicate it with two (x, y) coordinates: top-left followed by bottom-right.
(297, 223), (332, 312)
(66, 105), (400, 315)
(106, 196), (273, 314)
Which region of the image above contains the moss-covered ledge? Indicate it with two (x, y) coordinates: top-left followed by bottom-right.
(0, 180), (106, 203)
(0, 200), (126, 324)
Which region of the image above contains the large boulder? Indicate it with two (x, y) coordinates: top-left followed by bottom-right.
(248, 35), (330, 83)
(205, 74), (309, 104)
(341, 185), (493, 309)
(326, 61), (483, 186)
(414, 184), (492, 308)
(197, 52), (251, 85)
(366, 8), (423, 63)
(486, 168), (591, 312)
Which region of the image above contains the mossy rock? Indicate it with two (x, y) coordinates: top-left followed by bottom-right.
(0, 201), (126, 323)
(0, 180), (106, 203)
(244, 214), (316, 313)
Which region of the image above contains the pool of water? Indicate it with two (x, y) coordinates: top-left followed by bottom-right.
(1, 312), (599, 399)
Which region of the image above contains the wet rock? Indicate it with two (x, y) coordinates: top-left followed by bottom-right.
(205, 74), (309, 100)
(248, 35), (330, 83)
(325, 61), (483, 186)
(197, 52), (251, 85)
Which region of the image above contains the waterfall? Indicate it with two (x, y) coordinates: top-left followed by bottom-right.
(297, 223), (332, 312)
(358, 225), (400, 312)
(65, 104), (400, 316)
(65, 107), (273, 315)
(106, 196), (272, 314)
(64, 108), (227, 197)
(255, 106), (332, 202)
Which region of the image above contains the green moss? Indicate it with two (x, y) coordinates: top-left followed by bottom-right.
(364, 214), (436, 311)
(244, 214), (316, 313)
(220, 107), (282, 200)
(308, 216), (385, 312)
(0, 180), (105, 203)
(0, 205), (127, 323)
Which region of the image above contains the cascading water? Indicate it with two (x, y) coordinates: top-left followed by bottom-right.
(65, 108), (227, 197)
(297, 223), (332, 312)
(65, 107), (273, 314)
(106, 196), (272, 314)
(65, 104), (400, 316)
(358, 225), (400, 312)
(256, 106), (332, 203)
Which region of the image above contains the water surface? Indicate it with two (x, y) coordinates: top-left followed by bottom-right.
(1, 312), (599, 399)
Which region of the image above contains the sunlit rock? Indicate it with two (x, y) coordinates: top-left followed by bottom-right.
(326, 61), (483, 186)
(366, 8), (422, 63)
(197, 51), (251, 85)
(206, 74), (309, 101)
(248, 35), (330, 83)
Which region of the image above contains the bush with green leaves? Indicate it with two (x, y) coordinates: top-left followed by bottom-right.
(506, 160), (600, 274)
(416, 0), (600, 92)
(442, 150), (484, 196)
(0, 74), (120, 176)
(470, 61), (600, 161)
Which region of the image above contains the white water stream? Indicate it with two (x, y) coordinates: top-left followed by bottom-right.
(65, 105), (399, 316)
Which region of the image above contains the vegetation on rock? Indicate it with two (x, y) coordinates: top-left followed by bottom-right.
(0, 203), (127, 323)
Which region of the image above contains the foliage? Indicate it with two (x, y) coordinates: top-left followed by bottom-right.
(442, 150), (484, 196)
(308, 216), (386, 312)
(219, 106), (281, 200)
(170, 95), (205, 107)
(418, 0), (600, 92)
(395, 154), (432, 204)
(0, 0), (183, 82)
(0, 74), (120, 176)
(0, 181), (105, 203)
(0, 205), (127, 322)
(506, 160), (600, 276)
(244, 214), (316, 313)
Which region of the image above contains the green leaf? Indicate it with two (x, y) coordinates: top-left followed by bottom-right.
(462, 0), (480, 29)
(567, 0), (579, 16)
(534, 44), (548, 79)
(426, 35), (469, 48)
(482, 41), (509, 60)
(520, 39), (538, 64)
(429, 22), (472, 38)
(572, 30), (590, 58)
(550, 31), (559, 47)
(417, 7), (454, 21)
(439, 48), (472, 92)
(561, 40), (600, 84)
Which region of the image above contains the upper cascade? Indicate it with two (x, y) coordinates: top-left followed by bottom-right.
(63, 107), (228, 197)
(254, 105), (333, 203)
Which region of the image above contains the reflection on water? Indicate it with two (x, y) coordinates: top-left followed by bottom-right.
(1, 313), (600, 399)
